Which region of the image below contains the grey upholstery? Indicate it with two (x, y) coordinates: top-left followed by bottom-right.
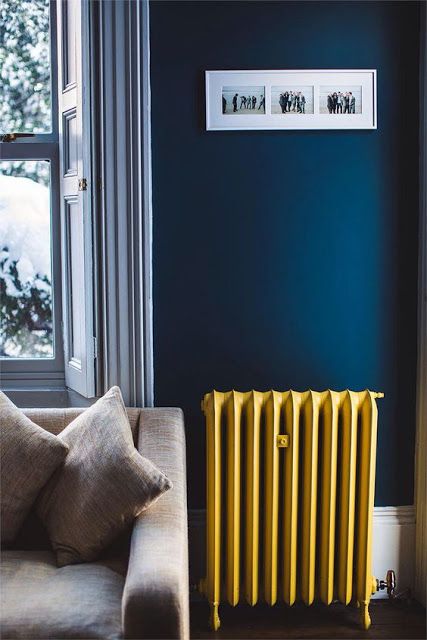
(1, 551), (124, 639)
(22, 407), (141, 438)
(123, 409), (189, 640)
(0, 407), (189, 640)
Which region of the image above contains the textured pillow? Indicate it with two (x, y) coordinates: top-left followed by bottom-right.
(0, 392), (69, 544)
(37, 386), (172, 566)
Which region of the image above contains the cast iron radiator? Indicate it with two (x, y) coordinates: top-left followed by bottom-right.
(199, 389), (384, 630)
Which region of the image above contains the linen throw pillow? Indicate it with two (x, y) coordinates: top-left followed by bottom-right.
(37, 386), (172, 566)
(0, 392), (69, 544)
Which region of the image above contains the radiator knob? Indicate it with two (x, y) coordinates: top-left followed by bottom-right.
(276, 434), (289, 447)
(377, 569), (396, 598)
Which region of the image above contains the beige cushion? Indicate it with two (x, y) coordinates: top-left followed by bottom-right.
(0, 392), (69, 544)
(0, 550), (124, 639)
(37, 386), (172, 567)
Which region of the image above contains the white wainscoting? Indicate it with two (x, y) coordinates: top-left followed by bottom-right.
(188, 506), (416, 600)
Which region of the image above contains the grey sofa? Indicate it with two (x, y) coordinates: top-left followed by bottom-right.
(1, 407), (189, 640)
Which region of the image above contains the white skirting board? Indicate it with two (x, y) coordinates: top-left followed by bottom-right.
(371, 506), (416, 599)
(188, 506), (416, 600)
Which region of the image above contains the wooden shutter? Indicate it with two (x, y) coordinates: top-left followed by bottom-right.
(57, 0), (95, 397)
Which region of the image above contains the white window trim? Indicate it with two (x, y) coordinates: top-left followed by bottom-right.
(0, 0), (64, 387)
(92, 0), (153, 406)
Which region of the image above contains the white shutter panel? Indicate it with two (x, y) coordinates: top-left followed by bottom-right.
(57, 0), (95, 397)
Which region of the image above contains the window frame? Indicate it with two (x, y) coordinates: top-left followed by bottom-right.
(1, 0), (155, 405)
(0, 0), (64, 383)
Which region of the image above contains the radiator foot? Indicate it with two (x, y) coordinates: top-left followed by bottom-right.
(209, 602), (220, 631)
(360, 601), (371, 630)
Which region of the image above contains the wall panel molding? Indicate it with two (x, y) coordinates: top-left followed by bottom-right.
(62, 108), (78, 177)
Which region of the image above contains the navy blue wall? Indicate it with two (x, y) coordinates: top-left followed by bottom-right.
(150, 1), (420, 508)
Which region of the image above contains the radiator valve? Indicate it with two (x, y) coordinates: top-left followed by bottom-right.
(376, 569), (396, 598)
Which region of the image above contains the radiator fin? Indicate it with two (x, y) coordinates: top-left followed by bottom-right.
(225, 391), (242, 605)
(282, 391), (301, 605)
(318, 390), (340, 604)
(205, 390), (223, 607)
(337, 390), (358, 604)
(263, 391), (282, 605)
(301, 391), (321, 605)
(244, 391), (263, 605)
(356, 392), (378, 605)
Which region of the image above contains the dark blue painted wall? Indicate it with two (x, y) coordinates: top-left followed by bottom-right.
(150, 1), (420, 508)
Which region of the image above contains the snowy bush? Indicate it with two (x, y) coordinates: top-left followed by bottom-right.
(0, 0), (51, 134)
(0, 174), (53, 358)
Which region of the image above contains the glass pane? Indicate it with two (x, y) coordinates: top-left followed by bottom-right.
(0, 0), (51, 134)
(0, 161), (54, 358)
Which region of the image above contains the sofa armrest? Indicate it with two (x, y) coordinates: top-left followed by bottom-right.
(122, 408), (189, 640)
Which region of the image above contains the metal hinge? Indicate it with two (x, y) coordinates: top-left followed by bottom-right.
(93, 336), (98, 359)
(78, 177), (88, 191)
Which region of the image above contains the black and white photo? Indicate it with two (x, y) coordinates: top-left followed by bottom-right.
(222, 86), (265, 114)
(319, 86), (362, 114)
(271, 86), (314, 114)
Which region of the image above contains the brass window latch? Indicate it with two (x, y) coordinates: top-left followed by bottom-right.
(1, 133), (35, 142)
(78, 178), (88, 191)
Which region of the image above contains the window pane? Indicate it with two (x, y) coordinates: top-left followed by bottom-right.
(0, 161), (54, 358)
(0, 0), (51, 134)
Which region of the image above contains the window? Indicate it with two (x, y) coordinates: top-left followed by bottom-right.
(1, 0), (96, 398)
(1, 0), (152, 403)
(0, 0), (64, 378)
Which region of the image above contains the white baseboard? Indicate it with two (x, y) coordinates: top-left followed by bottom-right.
(371, 505), (416, 598)
(189, 505), (416, 600)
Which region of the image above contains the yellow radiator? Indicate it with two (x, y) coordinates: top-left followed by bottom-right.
(199, 389), (384, 631)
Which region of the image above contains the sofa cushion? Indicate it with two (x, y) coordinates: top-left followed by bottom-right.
(37, 386), (172, 566)
(0, 550), (124, 639)
(0, 392), (69, 544)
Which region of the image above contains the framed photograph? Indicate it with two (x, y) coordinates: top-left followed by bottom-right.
(205, 69), (377, 131)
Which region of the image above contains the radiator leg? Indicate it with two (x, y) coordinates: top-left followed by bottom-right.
(360, 601), (371, 630)
(209, 602), (220, 631)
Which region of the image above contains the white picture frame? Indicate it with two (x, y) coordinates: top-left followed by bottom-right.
(205, 69), (377, 131)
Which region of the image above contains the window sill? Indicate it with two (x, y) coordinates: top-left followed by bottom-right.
(0, 385), (95, 409)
